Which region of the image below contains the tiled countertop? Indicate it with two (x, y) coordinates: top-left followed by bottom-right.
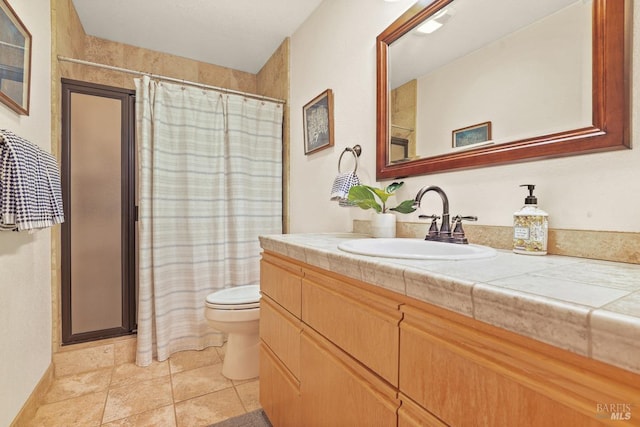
(259, 233), (640, 375)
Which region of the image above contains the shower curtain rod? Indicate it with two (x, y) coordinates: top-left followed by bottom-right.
(57, 55), (286, 105)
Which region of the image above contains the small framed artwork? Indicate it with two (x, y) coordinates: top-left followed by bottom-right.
(0, 0), (31, 115)
(452, 121), (492, 148)
(303, 89), (334, 155)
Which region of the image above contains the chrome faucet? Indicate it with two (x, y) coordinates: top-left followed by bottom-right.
(413, 186), (477, 244)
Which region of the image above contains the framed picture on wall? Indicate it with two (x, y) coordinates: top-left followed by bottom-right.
(452, 121), (492, 148)
(303, 89), (334, 155)
(0, 0), (31, 115)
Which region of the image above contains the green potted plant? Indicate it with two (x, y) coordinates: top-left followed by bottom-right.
(347, 182), (416, 237)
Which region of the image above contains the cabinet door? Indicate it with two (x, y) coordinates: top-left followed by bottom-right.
(260, 343), (301, 427)
(261, 252), (302, 317)
(260, 294), (301, 379)
(400, 305), (638, 427)
(398, 393), (448, 427)
(302, 271), (402, 385)
(300, 328), (399, 427)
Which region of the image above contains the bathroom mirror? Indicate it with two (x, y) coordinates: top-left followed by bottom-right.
(376, 0), (629, 180)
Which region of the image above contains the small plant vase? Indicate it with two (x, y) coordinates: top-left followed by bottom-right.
(371, 212), (396, 238)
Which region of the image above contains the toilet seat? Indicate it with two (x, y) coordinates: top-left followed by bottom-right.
(205, 285), (261, 310)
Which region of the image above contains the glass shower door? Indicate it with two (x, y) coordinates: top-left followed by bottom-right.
(61, 79), (136, 344)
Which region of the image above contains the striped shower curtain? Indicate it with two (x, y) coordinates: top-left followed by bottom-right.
(135, 76), (283, 366)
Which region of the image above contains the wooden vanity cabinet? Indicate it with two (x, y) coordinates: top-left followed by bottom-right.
(260, 295), (301, 378)
(259, 253), (303, 427)
(260, 250), (640, 427)
(301, 269), (402, 385)
(260, 252), (302, 317)
(398, 392), (448, 427)
(399, 303), (640, 427)
(259, 343), (301, 427)
(300, 327), (399, 427)
(260, 251), (402, 426)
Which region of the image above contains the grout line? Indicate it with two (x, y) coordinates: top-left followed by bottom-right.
(169, 358), (180, 427)
(232, 381), (249, 413)
(98, 364), (115, 426)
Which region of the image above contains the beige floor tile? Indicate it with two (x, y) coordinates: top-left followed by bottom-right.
(53, 344), (115, 377)
(110, 360), (170, 388)
(28, 391), (107, 427)
(171, 363), (233, 402)
(236, 380), (261, 412)
(102, 376), (173, 424)
(114, 339), (137, 365)
(174, 388), (245, 427)
(101, 404), (176, 427)
(43, 368), (112, 404)
(169, 347), (221, 374)
(231, 376), (258, 387)
(216, 343), (227, 361)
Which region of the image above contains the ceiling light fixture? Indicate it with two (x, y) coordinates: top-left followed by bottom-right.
(415, 8), (455, 34)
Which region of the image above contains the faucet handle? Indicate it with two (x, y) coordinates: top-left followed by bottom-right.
(418, 214), (440, 221)
(451, 215), (477, 244)
(452, 215), (478, 222)
(419, 214), (440, 237)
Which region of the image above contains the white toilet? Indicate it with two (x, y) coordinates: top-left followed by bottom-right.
(205, 285), (261, 380)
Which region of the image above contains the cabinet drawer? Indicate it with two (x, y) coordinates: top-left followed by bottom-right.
(301, 271), (402, 385)
(260, 342), (301, 427)
(301, 328), (399, 427)
(399, 305), (638, 427)
(260, 294), (301, 379)
(260, 252), (302, 317)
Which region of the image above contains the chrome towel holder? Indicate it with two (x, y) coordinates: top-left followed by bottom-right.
(338, 144), (362, 173)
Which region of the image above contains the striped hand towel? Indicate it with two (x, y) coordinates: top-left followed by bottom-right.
(330, 171), (360, 207)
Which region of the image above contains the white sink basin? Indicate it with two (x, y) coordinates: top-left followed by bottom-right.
(338, 238), (497, 260)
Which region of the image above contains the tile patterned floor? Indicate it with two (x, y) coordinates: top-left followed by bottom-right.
(26, 345), (261, 427)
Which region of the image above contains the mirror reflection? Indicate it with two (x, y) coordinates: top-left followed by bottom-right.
(387, 0), (593, 163)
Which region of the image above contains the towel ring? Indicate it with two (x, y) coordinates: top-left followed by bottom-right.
(338, 145), (362, 173)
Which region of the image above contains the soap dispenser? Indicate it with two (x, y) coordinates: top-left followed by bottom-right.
(513, 184), (548, 255)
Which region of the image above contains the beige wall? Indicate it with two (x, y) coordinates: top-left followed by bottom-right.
(0, 1), (53, 425)
(289, 0), (640, 236)
(257, 39), (290, 232)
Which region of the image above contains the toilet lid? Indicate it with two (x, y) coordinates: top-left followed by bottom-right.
(206, 285), (261, 305)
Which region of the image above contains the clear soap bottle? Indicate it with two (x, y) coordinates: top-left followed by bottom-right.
(513, 184), (548, 255)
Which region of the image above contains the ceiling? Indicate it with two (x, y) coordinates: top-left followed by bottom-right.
(71, 0), (324, 74)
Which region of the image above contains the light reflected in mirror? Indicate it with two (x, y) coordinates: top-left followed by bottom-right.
(376, 0), (629, 180)
(388, 0), (592, 162)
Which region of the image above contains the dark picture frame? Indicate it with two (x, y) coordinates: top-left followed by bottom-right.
(303, 89), (334, 155)
(0, 0), (31, 115)
(452, 121), (492, 148)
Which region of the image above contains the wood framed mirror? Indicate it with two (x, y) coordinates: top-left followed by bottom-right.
(376, 0), (630, 180)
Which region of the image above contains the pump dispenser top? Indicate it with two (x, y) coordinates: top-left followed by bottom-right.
(513, 184), (548, 255)
(521, 184), (537, 205)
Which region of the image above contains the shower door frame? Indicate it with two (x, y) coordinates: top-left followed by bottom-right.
(60, 79), (137, 345)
